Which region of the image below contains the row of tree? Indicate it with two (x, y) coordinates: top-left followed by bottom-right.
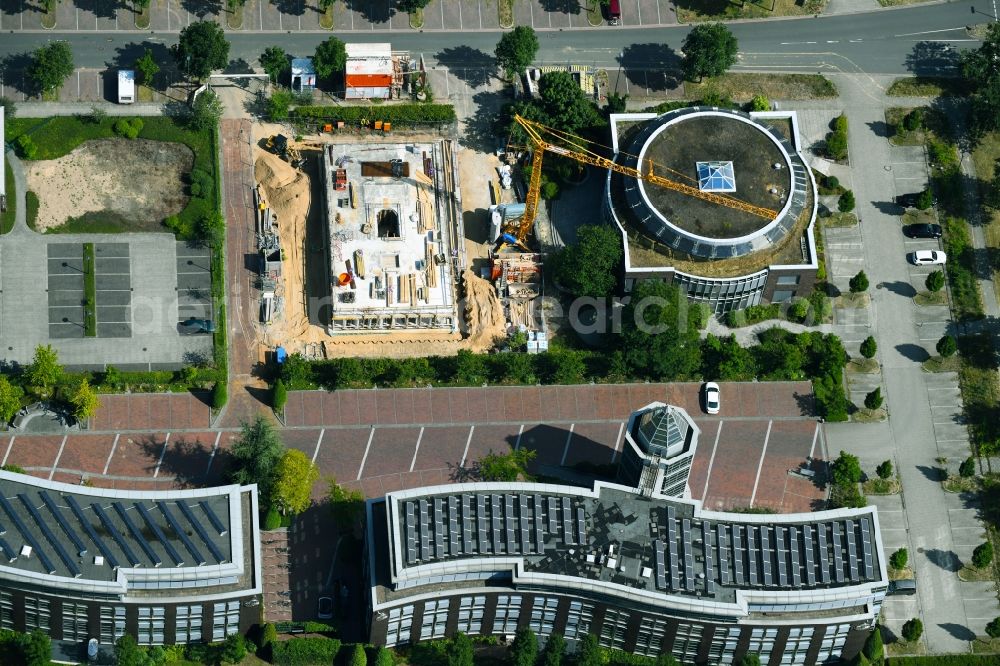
(0, 345), (100, 426)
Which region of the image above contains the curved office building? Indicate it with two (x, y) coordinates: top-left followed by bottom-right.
(0, 471), (261, 660)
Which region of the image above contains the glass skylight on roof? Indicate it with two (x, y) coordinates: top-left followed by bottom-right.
(696, 161), (736, 193)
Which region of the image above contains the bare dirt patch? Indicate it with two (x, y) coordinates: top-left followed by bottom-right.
(25, 138), (192, 233)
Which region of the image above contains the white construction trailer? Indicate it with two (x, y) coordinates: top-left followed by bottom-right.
(118, 69), (135, 104)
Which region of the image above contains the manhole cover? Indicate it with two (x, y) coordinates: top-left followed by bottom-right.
(917, 547), (925, 553)
(885, 165), (892, 171)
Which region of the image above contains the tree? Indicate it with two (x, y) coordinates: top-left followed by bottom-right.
(228, 414), (284, 502)
(961, 23), (1000, 136)
(509, 628), (538, 666)
(655, 655), (680, 666)
(189, 89), (224, 130)
(903, 108), (924, 132)
(876, 460), (893, 480)
(476, 448), (536, 481)
(987, 617), (1000, 639)
(133, 0), (151, 11)
(327, 477), (365, 528)
(449, 633), (474, 666)
(260, 46), (288, 84)
(849, 270), (869, 294)
(273, 449), (319, 515)
(890, 547), (908, 570)
(70, 378), (101, 421)
(960, 456), (977, 478)
(114, 635), (147, 666)
(27, 344), (63, 391)
(273, 378), (288, 411)
(549, 225), (622, 298)
(0, 376), (24, 424)
(540, 633), (565, 666)
(495, 26), (539, 78)
(173, 21), (230, 81)
(212, 380), (227, 409)
(313, 37), (347, 80)
(349, 643), (368, 666)
(27, 41), (74, 95)
(740, 654), (761, 666)
(973, 541), (994, 568)
(375, 646), (394, 666)
(838, 190), (856, 213)
(937, 335), (957, 358)
(925, 270), (945, 292)
(863, 625), (884, 663)
(621, 280), (703, 381)
(917, 188), (934, 210)
(606, 92), (628, 114)
(197, 210), (225, 248)
(531, 70), (602, 135)
(220, 634), (247, 664)
(135, 48), (160, 87)
(682, 22), (738, 82)
(575, 634), (601, 666)
(864, 387), (883, 411)
(859, 335), (877, 359)
(20, 631), (51, 666)
(267, 89), (294, 122)
(832, 450), (863, 485)
(901, 618), (923, 642)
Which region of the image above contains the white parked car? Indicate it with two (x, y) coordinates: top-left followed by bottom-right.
(910, 250), (947, 266)
(703, 382), (721, 415)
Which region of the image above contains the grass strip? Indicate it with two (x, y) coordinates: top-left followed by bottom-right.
(499, 0), (514, 27)
(409, 7), (423, 28)
(83, 243), (97, 337)
(320, 4), (334, 28)
(134, 2), (150, 28)
(0, 162), (14, 235)
(886, 76), (968, 97)
(676, 0), (823, 22)
(586, 0), (603, 25)
(942, 217), (984, 320)
(25, 191), (39, 231)
(683, 73), (836, 102)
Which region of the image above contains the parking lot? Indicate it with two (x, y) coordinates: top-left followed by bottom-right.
(176, 242), (213, 323)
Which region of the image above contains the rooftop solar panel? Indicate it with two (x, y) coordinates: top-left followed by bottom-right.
(817, 524), (830, 584)
(861, 518), (875, 579)
(17, 494), (79, 577)
(519, 495), (530, 554)
(419, 500), (431, 560)
(831, 522), (845, 583)
(200, 501), (228, 536)
(0, 494), (57, 575)
(733, 526), (745, 586)
(802, 525), (815, 585)
(176, 500), (225, 564)
(667, 519), (679, 590)
(702, 522), (714, 590)
(505, 496), (517, 554)
(65, 496), (120, 570)
(39, 491), (87, 557)
(654, 539), (666, 590)
(448, 496), (460, 556)
(137, 503), (184, 566)
(682, 519), (694, 590)
(533, 495), (545, 553)
(760, 526), (773, 586)
(462, 495), (473, 554)
(491, 494), (502, 554)
(114, 502), (161, 568)
(158, 502), (208, 566)
(789, 527), (801, 587)
(845, 520), (859, 582)
(90, 503), (142, 567)
(547, 497), (558, 535)
(434, 498), (445, 559)
(0, 537), (16, 562)
(716, 525), (730, 585)
(477, 496), (489, 554)
(747, 526), (758, 586)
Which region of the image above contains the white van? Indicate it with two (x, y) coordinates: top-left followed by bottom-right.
(118, 69), (135, 104)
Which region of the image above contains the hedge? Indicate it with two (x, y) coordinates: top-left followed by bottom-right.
(888, 658), (1000, 666)
(270, 637), (342, 666)
(291, 104), (456, 126)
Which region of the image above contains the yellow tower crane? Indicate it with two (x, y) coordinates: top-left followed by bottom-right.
(499, 114), (779, 250)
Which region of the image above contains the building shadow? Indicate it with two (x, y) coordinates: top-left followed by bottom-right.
(435, 47), (494, 89)
(462, 89), (508, 153)
(923, 547), (962, 572)
(154, 434), (215, 488)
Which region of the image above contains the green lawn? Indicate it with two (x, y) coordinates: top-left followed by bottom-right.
(83, 242), (97, 337)
(683, 73), (836, 101)
(887, 76), (969, 97)
(25, 191), (39, 231)
(1, 161), (14, 234)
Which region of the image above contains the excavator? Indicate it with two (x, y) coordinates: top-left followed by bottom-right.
(493, 114), (779, 253)
(265, 134), (305, 169)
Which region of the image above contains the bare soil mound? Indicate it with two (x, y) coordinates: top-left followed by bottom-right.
(25, 138), (193, 232)
(463, 268), (506, 352)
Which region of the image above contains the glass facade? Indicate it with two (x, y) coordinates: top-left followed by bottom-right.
(528, 596), (559, 637)
(176, 605), (204, 643)
(456, 596), (485, 635)
(492, 595), (522, 636)
(386, 604), (414, 647)
(674, 271), (768, 314)
(62, 602), (88, 642)
(599, 609), (629, 651)
(420, 599), (450, 640)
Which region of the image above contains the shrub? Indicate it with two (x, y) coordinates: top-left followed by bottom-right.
(16, 134), (38, 159)
(863, 625), (884, 662)
(291, 103), (456, 127)
(829, 482), (866, 508)
(113, 117), (143, 139)
(273, 379), (288, 411)
(864, 387), (883, 410)
(270, 637), (341, 666)
(832, 450), (863, 485)
(972, 541), (994, 568)
(849, 270), (869, 293)
(788, 298), (810, 323)
(987, 617), (1000, 639)
(749, 94), (770, 111)
(268, 89), (294, 122)
(349, 644), (367, 666)
(212, 380), (227, 409)
(937, 335), (957, 358)
(220, 634), (247, 664)
(189, 168), (214, 199)
(860, 336), (877, 359)
(876, 460), (893, 480)
(838, 190), (856, 213)
(263, 506), (281, 530)
(540, 180), (560, 200)
(261, 623), (278, 647)
(903, 108), (924, 132)
(376, 646), (395, 666)
(917, 188), (934, 210)
(890, 547), (908, 570)
(959, 456), (976, 478)
(926, 270), (945, 292)
(901, 618), (923, 642)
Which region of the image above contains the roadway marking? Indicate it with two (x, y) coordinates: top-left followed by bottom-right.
(152, 433), (170, 478)
(49, 436), (68, 481)
(311, 429), (325, 464)
(700, 421), (724, 502)
(459, 426), (475, 468)
(409, 427), (424, 473)
(356, 427), (376, 480)
(1, 436), (14, 467)
(205, 431), (222, 476)
(560, 424), (576, 467)
(808, 422), (820, 460)
(894, 27), (970, 37)
(779, 41), (817, 45)
(749, 420), (773, 508)
(610, 422), (625, 463)
(514, 424), (524, 451)
(102, 434), (119, 475)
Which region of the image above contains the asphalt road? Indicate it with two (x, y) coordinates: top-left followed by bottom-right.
(0, 0), (984, 75)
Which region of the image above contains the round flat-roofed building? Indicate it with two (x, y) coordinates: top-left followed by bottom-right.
(604, 107), (819, 314)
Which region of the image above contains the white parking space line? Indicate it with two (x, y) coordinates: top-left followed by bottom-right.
(1, 436), (14, 468)
(410, 427), (424, 473)
(205, 431), (221, 476)
(102, 434), (119, 475)
(152, 433), (170, 478)
(700, 421), (723, 501)
(356, 427), (376, 480)
(312, 429), (325, 464)
(749, 420), (773, 507)
(610, 422), (625, 462)
(808, 422), (820, 459)
(560, 424), (575, 466)
(514, 424), (524, 451)
(49, 436), (68, 480)
(460, 426), (475, 468)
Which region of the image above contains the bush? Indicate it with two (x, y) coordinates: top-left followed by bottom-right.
(268, 89), (294, 122)
(903, 108), (925, 132)
(972, 541), (994, 568)
(263, 506), (281, 530)
(860, 336), (877, 359)
(826, 128), (848, 161)
(220, 634), (247, 664)
(270, 637), (341, 666)
(917, 188), (934, 210)
(864, 387), (883, 410)
(540, 180), (560, 200)
(273, 378), (288, 411)
(959, 457), (976, 478)
(876, 460), (893, 480)
(788, 298), (810, 323)
(189, 168), (214, 199)
(987, 617), (1000, 639)
(849, 270), (869, 293)
(113, 117), (144, 139)
(838, 190), (856, 213)
(937, 335), (957, 358)
(291, 103), (456, 127)
(749, 94), (770, 112)
(901, 618), (923, 642)
(349, 644), (367, 666)
(925, 270), (945, 293)
(832, 450), (863, 485)
(212, 380), (227, 409)
(890, 548), (908, 570)
(262, 623), (278, 647)
(16, 134), (39, 159)
(829, 482), (866, 508)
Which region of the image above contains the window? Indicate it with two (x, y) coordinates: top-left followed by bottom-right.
(599, 609), (629, 651)
(817, 623), (851, 663)
(747, 627), (778, 661)
(212, 601), (240, 641)
(780, 627), (814, 665)
(528, 597), (558, 637)
(0, 592), (13, 630)
(635, 616), (669, 656)
(563, 601), (593, 641)
(386, 605), (414, 647)
(100, 606), (126, 645)
(672, 623), (703, 661)
(772, 289), (795, 302)
(456, 596), (485, 636)
(492, 595), (522, 636)
(708, 626), (741, 664)
(138, 607), (166, 645)
(421, 599), (450, 640)
(24, 597), (50, 632)
(176, 605), (204, 643)
(776, 275), (801, 286)
(62, 602), (89, 642)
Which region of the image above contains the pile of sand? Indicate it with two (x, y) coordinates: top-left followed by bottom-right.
(463, 268), (506, 352)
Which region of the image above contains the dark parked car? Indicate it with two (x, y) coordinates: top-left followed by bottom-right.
(178, 318), (216, 335)
(902, 223), (942, 239)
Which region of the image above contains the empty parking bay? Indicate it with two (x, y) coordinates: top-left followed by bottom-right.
(47, 242), (132, 339)
(47, 244), (85, 339)
(176, 242), (212, 322)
